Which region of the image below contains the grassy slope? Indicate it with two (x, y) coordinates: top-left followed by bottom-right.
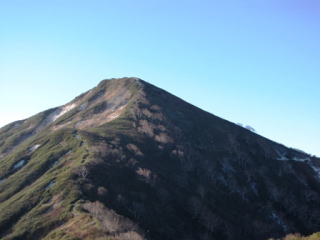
(0, 78), (144, 239)
(270, 232), (320, 240)
(0, 128), (91, 239)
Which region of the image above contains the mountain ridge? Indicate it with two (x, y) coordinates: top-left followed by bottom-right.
(0, 77), (319, 240)
(0, 77), (310, 156)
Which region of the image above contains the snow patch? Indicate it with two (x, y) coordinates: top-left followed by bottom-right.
(276, 150), (310, 162)
(46, 103), (77, 125)
(52, 103), (77, 122)
(29, 144), (41, 153)
(45, 180), (55, 190)
(50, 159), (59, 168)
(276, 150), (289, 161)
(292, 156), (310, 162)
(13, 159), (27, 169)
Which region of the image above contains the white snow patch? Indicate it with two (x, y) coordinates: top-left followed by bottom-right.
(29, 144), (41, 153)
(45, 103), (77, 125)
(13, 159), (27, 169)
(45, 180), (55, 190)
(52, 103), (77, 122)
(276, 150), (289, 161)
(292, 156), (310, 162)
(276, 150), (310, 162)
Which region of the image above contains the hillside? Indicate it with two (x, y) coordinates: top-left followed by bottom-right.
(270, 232), (320, 240)
(0, 77), (320, 240)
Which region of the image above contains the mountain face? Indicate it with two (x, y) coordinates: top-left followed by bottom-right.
(0, 78), (319, 240)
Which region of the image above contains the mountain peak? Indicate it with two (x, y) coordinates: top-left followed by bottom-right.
(48, 77), (145, 130)
(0, 78), (320, 240)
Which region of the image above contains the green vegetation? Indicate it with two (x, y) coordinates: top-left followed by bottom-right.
(0, 78), (145, 239)
(269, 233), (320, 240)
(0, 128), (92, 239)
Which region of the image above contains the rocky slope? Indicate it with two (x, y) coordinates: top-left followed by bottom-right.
(0, 77), (319, 240)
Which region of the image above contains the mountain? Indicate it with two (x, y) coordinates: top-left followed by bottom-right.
(0, 77), (319, 240)
(271, 232), (320, 240)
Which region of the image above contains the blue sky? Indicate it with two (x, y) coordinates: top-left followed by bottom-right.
(0, 0), (319, 155)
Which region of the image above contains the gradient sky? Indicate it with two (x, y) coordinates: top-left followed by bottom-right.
(0, 0), (319, 156)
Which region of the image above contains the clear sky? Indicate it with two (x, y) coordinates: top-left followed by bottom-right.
(0, 0), (319, 156)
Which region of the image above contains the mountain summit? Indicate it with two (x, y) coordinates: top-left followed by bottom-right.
(0, 78), (319, 240)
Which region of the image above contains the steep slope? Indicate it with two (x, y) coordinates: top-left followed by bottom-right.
(0, 78), (319, 240)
